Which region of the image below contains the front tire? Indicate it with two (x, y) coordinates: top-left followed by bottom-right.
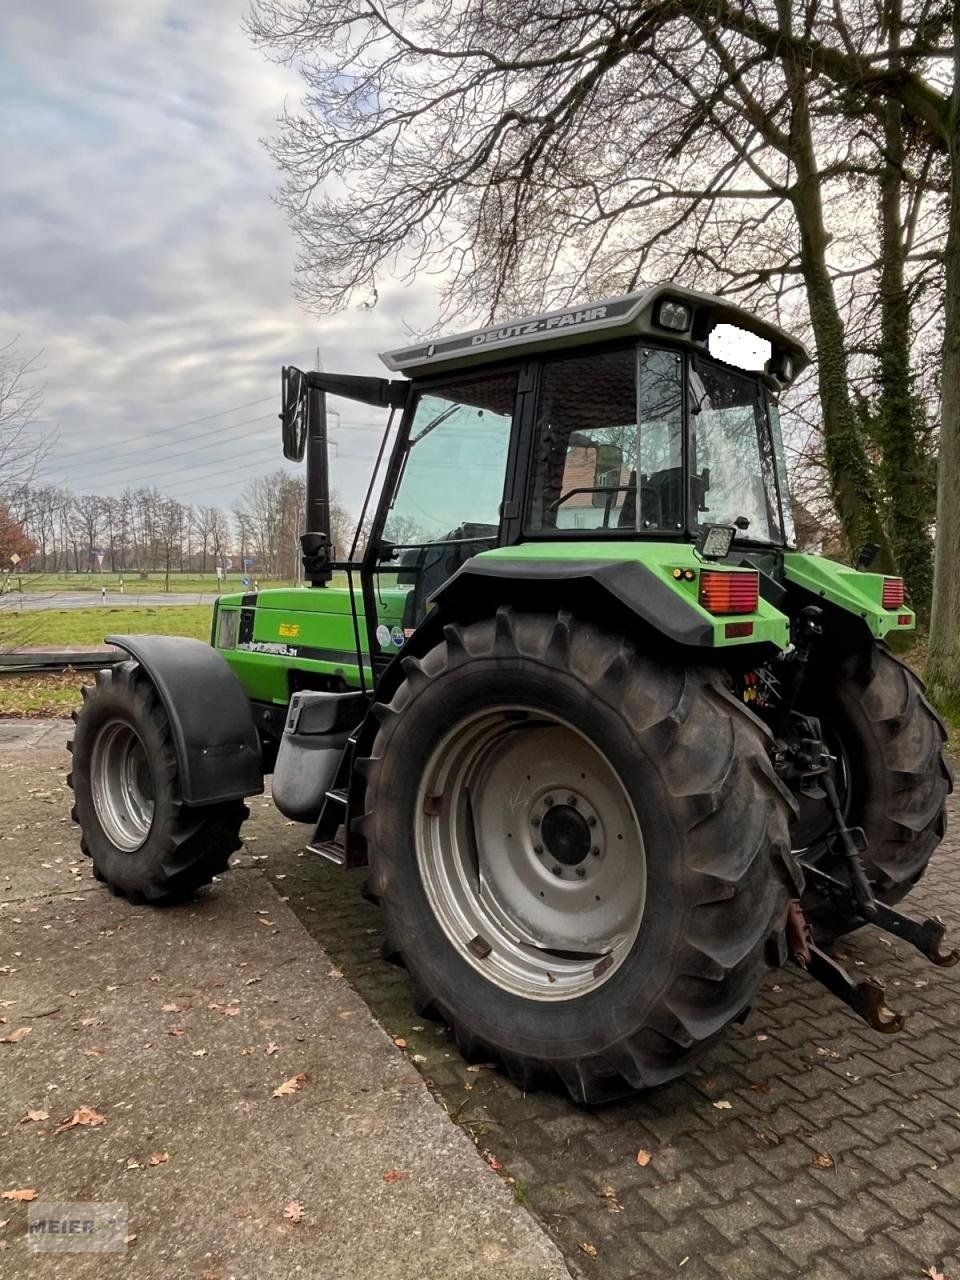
(67, 663), (247, 904)
(362, 609), (795, 1103)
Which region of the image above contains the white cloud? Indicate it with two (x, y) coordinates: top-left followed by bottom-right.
(0, 0), (439, 510)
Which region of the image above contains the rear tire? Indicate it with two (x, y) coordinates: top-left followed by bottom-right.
(361, 609), (795, 1103)
(67, 662), (247, 904)
(796, 644), (952, 937)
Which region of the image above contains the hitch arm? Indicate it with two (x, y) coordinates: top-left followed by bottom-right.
(786, 898), (904, 1033)
(803, 864), (960, 967)
(803, 944), (904, 1034)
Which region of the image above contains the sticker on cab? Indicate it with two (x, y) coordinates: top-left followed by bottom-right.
(278, 623), (300, 638)
(376, 623), (392, 648)
(390, 626), (405, 648)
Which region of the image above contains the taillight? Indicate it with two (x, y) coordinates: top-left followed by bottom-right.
(699, 570), (759, 615)
(882, 577), (904, 609)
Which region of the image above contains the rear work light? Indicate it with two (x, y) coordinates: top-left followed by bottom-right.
(882, 577), (904, 609)
(699, 569), (759, 615)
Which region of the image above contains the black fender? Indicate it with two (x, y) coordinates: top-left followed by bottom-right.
(105, 635), (263, 805)
(432, 557), (716, 646)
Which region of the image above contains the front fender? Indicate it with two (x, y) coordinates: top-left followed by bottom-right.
(106, 635), (263, 805)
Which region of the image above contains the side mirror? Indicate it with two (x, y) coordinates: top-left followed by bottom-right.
(281, 366), (307, 461)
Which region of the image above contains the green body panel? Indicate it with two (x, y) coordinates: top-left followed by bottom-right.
(215, 584), (409, 702)
(212, 546), (911, 707)
(475, 542), (791, 649)
(782, 552), (915, 639)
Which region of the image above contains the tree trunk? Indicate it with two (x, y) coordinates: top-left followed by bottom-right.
(783, 48), (895, 568)
(873, 4), (935, 619)
(926, 26), (960, 717)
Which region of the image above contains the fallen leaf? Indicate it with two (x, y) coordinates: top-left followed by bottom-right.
(635, 1148), (652, 1167)
(166, 1027), (185, 1037)
(382, 1170), (405, 1184)
(125, 1233), (137, 1245)
(54, 1107), (107, 1134)
(925, 1267), (946, 1280)
(273, 1072), (307, 1098)
(256, 918), (273, 927)
(84, 1047), (105, 1058)
(750, 1081), (772, 1094)
(810, 1151), (834, 1170)
(755, 1033), (769, 1042)
(192, 1049), (208, 1058)
(283, 1200), (303, 1223)
(1, 1189), (38, 1202)
(265, 1042), (279, 1055)
(393, 1037), (407, 1049)
(222, 1005), (241, 1017)
(712, 1100), (733, 1110)
(125, 1159), (143, 1171)
(580, 1242), (598, 1257)
(815, 1045), (840, 1059)
(19, 1109), (49, 1124)
(1, 1026), (31, 1044)
(147, 1152), (169, 1167)
(161, 1002), (180, 1013)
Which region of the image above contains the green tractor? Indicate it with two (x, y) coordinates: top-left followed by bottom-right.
(68, 285), (954, 1103)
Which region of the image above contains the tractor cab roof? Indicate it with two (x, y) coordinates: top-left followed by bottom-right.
(380, 283), (810, 390)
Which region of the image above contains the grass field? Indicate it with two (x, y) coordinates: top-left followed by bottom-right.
(1, 571), (295, 596)
(0, 604), (213, 651)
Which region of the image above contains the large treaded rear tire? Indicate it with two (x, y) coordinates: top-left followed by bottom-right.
(67, 662), (247, 904)
(799, 644), (952, 936)
(360, 609), (796, 1104)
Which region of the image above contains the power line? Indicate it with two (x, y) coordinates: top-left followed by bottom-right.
(56, 395), (277, 461)
(60, 415), (277, 485)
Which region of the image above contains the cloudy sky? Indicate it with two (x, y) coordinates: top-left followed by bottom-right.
(1, 0), (437, 514)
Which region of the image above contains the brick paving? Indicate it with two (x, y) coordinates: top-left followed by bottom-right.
(253, 777), (960, 1280)
(11, 721), (958, 1279)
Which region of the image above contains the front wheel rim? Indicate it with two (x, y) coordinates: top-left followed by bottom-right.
(415, 706), (646, 1001)
(90, 719), (155, 852)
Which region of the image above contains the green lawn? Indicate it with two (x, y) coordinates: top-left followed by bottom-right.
(0, 605), (214, 651)
(1, 572), (295, 595)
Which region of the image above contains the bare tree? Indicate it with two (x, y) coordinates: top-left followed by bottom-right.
(249, 0), (957, 697)
(0, 340), (47, 498)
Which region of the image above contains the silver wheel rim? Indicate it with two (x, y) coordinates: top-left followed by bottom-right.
(90, 719), (155, 852)
(415, 706), (646, 1001)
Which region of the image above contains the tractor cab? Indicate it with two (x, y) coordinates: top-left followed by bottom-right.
(273, 285), (818, 684)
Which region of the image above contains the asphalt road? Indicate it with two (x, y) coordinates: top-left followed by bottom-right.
(0, 591), (219, 612)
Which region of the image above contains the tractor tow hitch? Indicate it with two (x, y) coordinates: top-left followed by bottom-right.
(776, 706), (958, 1034)
(786, 900), (904, 1033)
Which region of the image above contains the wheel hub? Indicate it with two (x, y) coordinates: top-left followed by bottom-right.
(415, 707), (646, 1001)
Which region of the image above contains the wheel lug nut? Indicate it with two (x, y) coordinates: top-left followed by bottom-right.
(530, 815), (540, 828)
(551, 865), (562, 876)
(534, 844), (543, 855)
(576, 867), (586, 879)
(591, 846), (600, 857)
(544, 795), (554, 807)
(567, 794), (578, 806)
(587, 815), (597, 827)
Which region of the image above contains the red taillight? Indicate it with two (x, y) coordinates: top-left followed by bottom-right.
(699, 570), (759, 615)
(725, 621), (754, 638)
(882, 577), (904, 609)
(898, 613), (912, 626)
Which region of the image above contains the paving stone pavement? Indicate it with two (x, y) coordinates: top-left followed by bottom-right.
(249, 778), (960, 1280)
(9, 721), (960, 1279)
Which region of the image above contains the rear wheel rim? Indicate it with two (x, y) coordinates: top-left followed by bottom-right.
(415, 706), (646, 1001)
(90, 719), (155, 852)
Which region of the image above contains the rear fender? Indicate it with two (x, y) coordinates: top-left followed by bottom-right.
(105, 635), (263, 805)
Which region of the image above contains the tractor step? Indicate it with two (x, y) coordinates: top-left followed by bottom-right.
(307, 838), (346, 866)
